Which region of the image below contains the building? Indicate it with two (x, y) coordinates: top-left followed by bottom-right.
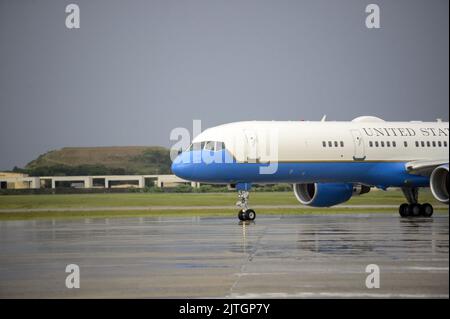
(0, 173), (198, 190)
(0, 172), (39, 189)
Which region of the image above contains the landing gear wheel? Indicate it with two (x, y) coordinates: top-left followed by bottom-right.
(399, 188), (435, 219)
(410, 203), (422, 217)
(238, 209), (256, 221)
(245, 209), (256, 221)
(399, 203), (410, 217)
(421, 203), (434, 217)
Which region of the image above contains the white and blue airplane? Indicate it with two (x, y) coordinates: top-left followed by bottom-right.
(171, 116), (449, 221)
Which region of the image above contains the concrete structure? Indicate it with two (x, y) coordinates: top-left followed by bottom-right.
(0, 172), (40, 189)
(0, 173), (195, 190)
(153, 174), (199, 188)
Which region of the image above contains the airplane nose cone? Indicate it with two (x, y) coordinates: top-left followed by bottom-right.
(171, 160), (182, 177)
(171, 153), (194, 180)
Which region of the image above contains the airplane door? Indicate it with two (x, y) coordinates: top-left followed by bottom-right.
(244, 130), (259, 163)
(350, 129), (366, 161)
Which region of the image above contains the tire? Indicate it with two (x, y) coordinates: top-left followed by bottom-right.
(399, 203), (410, 217)
(238, 210), (246, 221)
(410, 203), (422, 217)
(245, 209), (256, 221)
(421, 203), (434, 217)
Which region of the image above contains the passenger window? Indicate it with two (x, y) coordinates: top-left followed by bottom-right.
(426, 141), (431, 147)
(445, 141), (448, 147)
(415, 141), (419, 147)
(421, 141), (425, 147)
(328, 141), (332, 147)
(438, 141), (442, 147)
(322, 141), (326, 147)
(432, 141), (436, 147)
(334, 141), (338, 147)
(381, 141), (385, 147)
(369, 141), (373, 147)
(392, 141), (396, 147)
(375, 141), (379, 147)
(386, 141), (391, 147)
(404, 141), (408, 147)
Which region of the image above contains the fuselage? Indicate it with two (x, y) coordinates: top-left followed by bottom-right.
(172, 116), (449, 189)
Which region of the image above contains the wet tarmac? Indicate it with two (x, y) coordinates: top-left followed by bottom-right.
(0, 213), (448, 298)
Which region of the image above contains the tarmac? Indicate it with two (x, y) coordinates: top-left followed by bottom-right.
(0, 213), (448, 298)
(0, 204), (447, 213)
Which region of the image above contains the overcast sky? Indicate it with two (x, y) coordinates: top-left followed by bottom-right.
(0, 0), (448, 169)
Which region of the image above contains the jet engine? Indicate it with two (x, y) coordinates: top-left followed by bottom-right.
(293, 183), (370, 207)
(430, 164), (449, 204)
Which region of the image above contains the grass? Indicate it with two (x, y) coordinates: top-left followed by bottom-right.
(0, 189), (441, 209)
(0, 190), (446, 220)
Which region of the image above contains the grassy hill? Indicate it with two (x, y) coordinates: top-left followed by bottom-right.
(17, 146), (172, 176)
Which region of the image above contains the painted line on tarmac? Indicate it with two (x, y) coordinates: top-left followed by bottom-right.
(227, 292), (449, 299)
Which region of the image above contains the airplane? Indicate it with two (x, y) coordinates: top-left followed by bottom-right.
(171, 116), (449, 221)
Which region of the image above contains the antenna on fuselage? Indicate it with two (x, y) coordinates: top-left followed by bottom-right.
(321, 115), (327, 122)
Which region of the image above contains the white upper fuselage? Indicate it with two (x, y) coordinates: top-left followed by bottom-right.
(192, 116), (449, 163)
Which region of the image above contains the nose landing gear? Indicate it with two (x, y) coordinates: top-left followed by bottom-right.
(236, 190), (256, 221)
(399, 187), (434, 218)
(238, 209), (256, 221)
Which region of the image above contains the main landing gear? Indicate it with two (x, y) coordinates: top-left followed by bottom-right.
(399, 187), (434, 218)
(236, 190), (256, 221)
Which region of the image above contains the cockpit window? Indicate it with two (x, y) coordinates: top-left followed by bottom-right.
(204, 141), (215, 151)
(215, 142), (224, 151)
(186, 141), (225, 152)
(186, 142), (203, 151)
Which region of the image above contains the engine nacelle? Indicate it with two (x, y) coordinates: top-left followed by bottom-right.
(293, 183), (356, 207)
(430, 164), (449, 204)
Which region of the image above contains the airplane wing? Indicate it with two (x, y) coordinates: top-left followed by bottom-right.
(405, 159), (449, 177)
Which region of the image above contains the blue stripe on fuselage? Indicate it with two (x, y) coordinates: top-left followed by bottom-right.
(171, 150), (429, 187)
